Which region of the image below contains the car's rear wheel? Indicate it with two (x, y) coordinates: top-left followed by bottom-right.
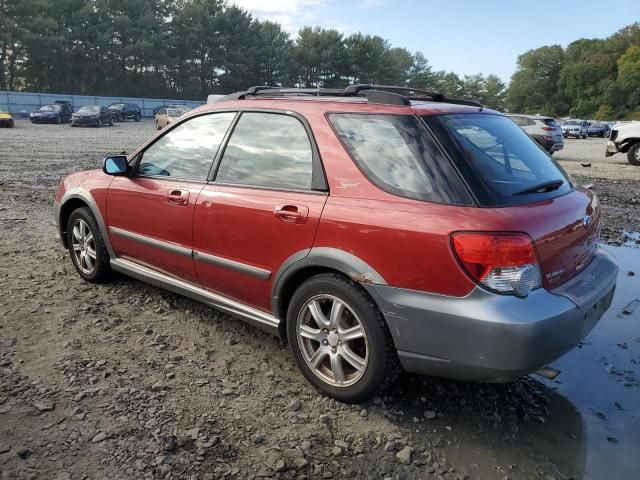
(66, 207), (111, 283)
(627, 143), (640, 166)
(287, 273), (399, 403)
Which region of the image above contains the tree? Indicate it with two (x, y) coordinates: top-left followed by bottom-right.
(507, 45), (566, 115)
(481, 74), (506, 110)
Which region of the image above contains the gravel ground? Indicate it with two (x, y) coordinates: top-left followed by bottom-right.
(0, 120), (638, 480)
(554, 137), (640, 245)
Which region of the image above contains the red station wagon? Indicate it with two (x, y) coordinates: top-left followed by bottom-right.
(54, 85), (618, 402)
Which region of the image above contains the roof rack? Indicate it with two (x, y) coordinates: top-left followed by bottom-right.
(212, 84), (483, 108)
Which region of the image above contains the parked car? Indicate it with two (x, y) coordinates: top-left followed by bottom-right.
(606, 122), (640, 165)
(71, 105), (114, 127)
(0, 107), (14, 127)
(506, 114), (564, 154)
(107, 103), (142, 122)
(54, 85), (618, 402)
(561, 119), (589, 138)
(29, 104), (72, 124)
(55, 100), (75, 113)
(587, 122), (610, 137)
(154, 107), (189, 130)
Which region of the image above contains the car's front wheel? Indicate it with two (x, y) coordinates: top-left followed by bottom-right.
(66, 207), (111, 283)
(287, 273), (399, 403)
(627, 143), (640, 166)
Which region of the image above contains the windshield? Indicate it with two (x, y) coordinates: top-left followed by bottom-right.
(108, 103), (124, 109)
(78, 106), (100, 113)
(427, 113), (573, 206)
(167, 109), (183, 117)
(39, 105), (60, 112)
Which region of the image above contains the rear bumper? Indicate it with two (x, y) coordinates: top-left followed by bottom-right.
(365, 246), (618, 382)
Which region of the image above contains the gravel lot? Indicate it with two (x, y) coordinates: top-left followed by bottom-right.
(0, 121), (638, 480)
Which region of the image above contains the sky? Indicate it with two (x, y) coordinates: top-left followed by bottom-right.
(232, 0), (640, 81)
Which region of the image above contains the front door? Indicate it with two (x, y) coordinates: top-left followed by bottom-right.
(106, 112), (237, 283)
(193, 111), (328, 312)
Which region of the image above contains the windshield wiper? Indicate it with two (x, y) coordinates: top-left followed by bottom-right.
(513, 179), (564, 196)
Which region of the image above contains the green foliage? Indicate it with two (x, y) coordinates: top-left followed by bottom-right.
(507, 23), (640, 119)
(0, 0), (506, 107)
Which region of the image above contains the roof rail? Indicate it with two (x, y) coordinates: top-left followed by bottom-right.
(210, 84), (483, 108)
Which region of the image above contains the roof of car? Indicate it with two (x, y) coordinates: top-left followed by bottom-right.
(506, 113), (554, 120)
(195, 85), (494, 117)
(194, 95), (492, 117)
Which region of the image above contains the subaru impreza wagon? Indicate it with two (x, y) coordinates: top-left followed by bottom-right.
(54, 85), (617, 402)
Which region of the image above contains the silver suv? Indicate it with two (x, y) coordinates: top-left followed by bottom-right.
(507, 114), (564, 154)
(561, 119), (589, 139)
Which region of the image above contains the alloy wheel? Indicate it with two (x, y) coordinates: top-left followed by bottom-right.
(296, 294), (368, 387)
(635, 148), (640, 161)
(71, 218), (97, 275)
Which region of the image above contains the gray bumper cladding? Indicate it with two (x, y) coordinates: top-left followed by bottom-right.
(365, 246), (618, 382)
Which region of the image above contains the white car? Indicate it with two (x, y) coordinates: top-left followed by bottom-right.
(606, 121), (640, 165)
(561, 119), (589, 139)
(507, 114), (564, 154)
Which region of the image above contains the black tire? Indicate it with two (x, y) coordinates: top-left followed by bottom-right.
(120, 114), (125, 122)
(96, 118), (102, 128)
(56, 115), (61, 124)
(286, 273), (400, 403)
(108, 116), (114, 126)
(156, 121), (161, 130)
(627, 143), (640, 166)
(9, 119), (14, 128)
(134, 113), (141, 122)
(66, 207), (112, 283)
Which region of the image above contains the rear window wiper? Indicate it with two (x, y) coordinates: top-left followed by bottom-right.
(513, 179), (564, 196)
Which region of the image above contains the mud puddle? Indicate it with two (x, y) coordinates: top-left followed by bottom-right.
(384, 245), (639, 480)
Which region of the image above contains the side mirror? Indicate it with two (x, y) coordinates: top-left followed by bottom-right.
(103, 155), (129, 175)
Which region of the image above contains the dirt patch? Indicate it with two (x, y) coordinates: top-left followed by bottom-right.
(0, 121), (637, 479)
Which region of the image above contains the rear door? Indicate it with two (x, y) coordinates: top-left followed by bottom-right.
(106, 112), (236, 283)
(193, 111), (328, 312)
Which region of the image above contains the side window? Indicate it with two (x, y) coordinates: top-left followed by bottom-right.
(330, 114), (472, 204)
(138, 112), (235, 180)
(215, 112), (313, 190)
(510, 116), (527, 126)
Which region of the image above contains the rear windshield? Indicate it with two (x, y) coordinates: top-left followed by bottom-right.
(564, 120), (580, 125)
(329, 114), (472, 205)
(542, 118), (559, 127)
(426, 113), (573, 206)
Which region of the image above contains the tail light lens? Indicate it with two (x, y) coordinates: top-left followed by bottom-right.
(541, 126), (554, 131)
(452, 232), (542, 297)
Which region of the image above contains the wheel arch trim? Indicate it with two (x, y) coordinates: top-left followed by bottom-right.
(271, 247), (387, 322)
(56, 188), (115, 258)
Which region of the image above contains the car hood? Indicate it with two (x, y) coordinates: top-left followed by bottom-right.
(0, 113), (11, 119)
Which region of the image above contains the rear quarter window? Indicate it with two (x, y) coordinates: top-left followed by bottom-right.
(329, 114), (472, 205)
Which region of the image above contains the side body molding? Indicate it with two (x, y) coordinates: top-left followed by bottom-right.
(54, 187), (116, 258)
(271, 246), (387, 319)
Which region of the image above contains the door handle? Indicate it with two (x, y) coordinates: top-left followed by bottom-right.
(167, 189), (189, 206)
(275, 204), (308, 223)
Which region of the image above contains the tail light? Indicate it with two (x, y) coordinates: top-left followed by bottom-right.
(541, 126), (554, 131)
(451, 232), (542, 297)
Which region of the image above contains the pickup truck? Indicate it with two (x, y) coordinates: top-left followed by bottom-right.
(606, 122), (640, 166)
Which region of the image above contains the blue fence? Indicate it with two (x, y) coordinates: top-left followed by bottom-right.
(0, 90), (204, 118)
